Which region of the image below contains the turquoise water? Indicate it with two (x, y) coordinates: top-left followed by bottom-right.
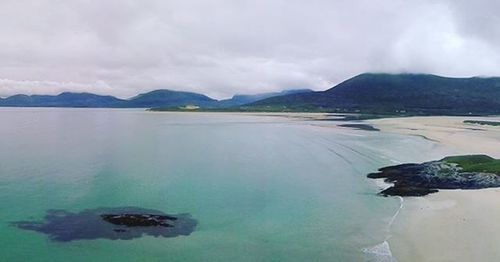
(0, 109), (445, 261)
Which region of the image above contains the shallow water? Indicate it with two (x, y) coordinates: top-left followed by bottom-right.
(0, 109), (450, 261)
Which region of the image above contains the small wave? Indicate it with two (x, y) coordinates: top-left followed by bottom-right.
(388, 196), (404, 229)
(363, 196), (404, 261)
(362, 241), (396, 262)
(372, 178), (393, 190)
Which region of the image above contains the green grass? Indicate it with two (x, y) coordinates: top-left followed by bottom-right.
(464, 120), (500, 126)
(442, 155), (500, 174)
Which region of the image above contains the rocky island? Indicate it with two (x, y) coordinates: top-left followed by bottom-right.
(368, 155), (500, 196)
(12, 207), (197, 242)
(101, 213), (178, 227)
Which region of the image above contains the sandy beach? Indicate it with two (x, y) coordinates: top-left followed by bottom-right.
(369, 116), (500, 158)
(369, 116), (500, 261)
(390, 189), (500, 262)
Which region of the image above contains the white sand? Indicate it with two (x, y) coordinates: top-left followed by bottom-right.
(369, 116), (500, 262)
(390, 189), (500, 262)
(369, 116), (500, 158)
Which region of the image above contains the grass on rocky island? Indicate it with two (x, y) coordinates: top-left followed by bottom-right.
(443, 155), (500, 175)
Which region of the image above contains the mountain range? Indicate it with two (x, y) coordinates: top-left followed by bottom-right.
(0, 88), (312, 108)
(2, 73), (500, 116)
(215, 89), (313, 108)
(0, 92), (123, 107)
(242, 73), (500, 115)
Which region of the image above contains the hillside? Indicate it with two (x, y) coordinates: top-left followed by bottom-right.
(3, 74), (500, 114)
(216, 89), (313, 108)
(0, 92), (125, 107)
(0, 89), (220, 108)
(0, 89), (315, 109)
(124, 89), (217, 108)
(244, 73), (500, 115)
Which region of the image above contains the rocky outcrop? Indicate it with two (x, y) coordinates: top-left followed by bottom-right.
(12, 207), (197, 242)
(101, 214), (177, 227)
(368, 158), (500, 197)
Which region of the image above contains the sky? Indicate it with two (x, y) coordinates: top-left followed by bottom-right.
(0, 0), (499, 99)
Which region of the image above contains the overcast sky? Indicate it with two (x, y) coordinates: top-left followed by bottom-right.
(0, 0), (499, 99)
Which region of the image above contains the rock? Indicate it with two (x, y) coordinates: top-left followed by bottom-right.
(380, 186), (439, 197)
(368, 156), (500, 197)
(101, 214), (177, 227)
(12, 207), (197, 242)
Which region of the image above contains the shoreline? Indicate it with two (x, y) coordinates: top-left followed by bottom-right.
(390, 188), (500, 261)
(361, 176), (401, 261)
(368, 116), (500, 158)
(369, 116), (500, 261)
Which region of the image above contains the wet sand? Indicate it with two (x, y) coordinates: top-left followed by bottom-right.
(369, 116), (500, 262)
(369, 116), (500, 158)
(390, 189), (500, 262)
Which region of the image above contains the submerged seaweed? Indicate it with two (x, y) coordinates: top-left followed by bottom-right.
(12, 207), (197, 242)
(338, 123), (380, 131)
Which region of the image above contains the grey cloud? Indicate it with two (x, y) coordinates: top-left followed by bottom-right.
(446, 0), (500, 45)
(0, 0), (498, 99)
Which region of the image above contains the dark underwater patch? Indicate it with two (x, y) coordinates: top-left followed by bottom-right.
(12, 207), (197, 242)
(338, 123), (380, 131)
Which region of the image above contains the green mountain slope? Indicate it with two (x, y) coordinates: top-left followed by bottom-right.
(0, 89), (313, 109)
(209, 89), (313, 108)
(0, 92), (125, 107)
(244, 73), (500, 115)
(124, 89), (217, 108)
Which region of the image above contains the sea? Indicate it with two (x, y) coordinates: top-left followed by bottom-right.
(0, 108), (449, 261)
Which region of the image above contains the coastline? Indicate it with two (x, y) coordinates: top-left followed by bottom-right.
(368, 116), (500, 158)
(390, 188), (500, 261)
(363, 178), (402, 262)
(369, 116), (500, 261)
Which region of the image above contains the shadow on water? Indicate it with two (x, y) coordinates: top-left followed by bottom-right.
(11, 207), (197, 242)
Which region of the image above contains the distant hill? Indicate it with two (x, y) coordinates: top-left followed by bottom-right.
(4, 74), (500, 115)
(0, 92), (124, 107)
(0, 89), (218, 108)
(244, 73), (500, 115)
(124, 89), (217, 108)
(0, 88), (314, 108)
(216, 89), (313, 107)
